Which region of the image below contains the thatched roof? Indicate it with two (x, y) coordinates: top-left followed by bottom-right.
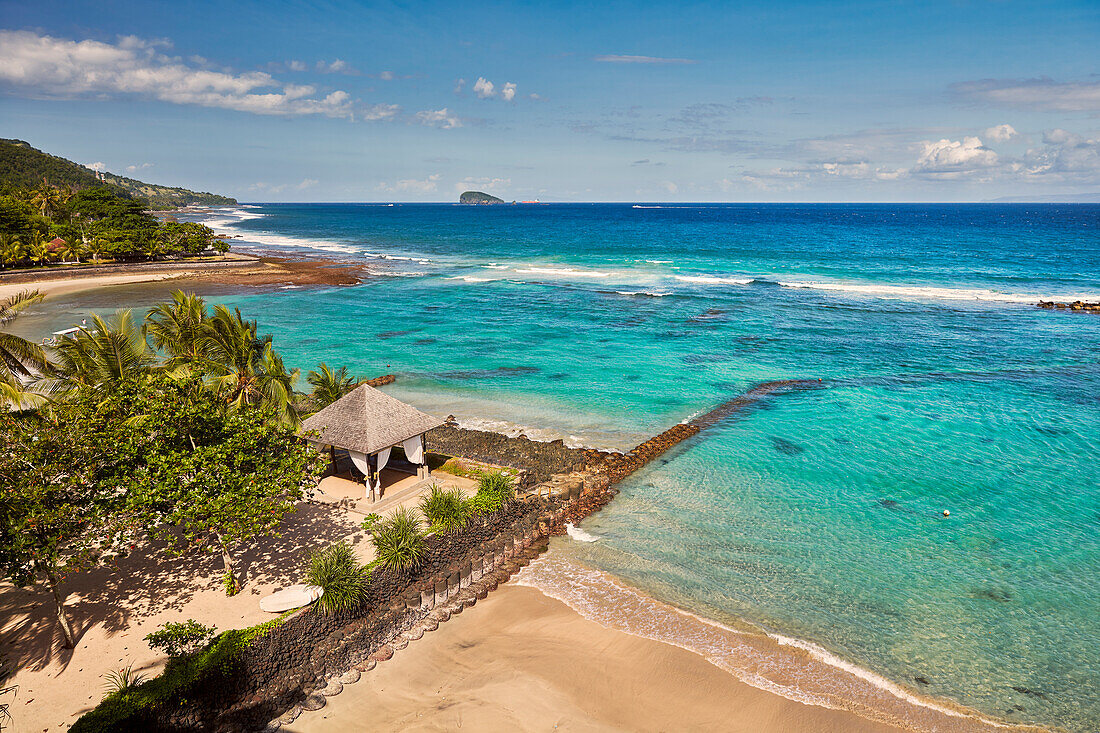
(299, 384), (443, 454)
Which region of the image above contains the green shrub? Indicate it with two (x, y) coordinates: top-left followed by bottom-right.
(371, 506), (426, 573)
(144, 620), (218, 657)
(304, 541), (369, 615)
(72, 614), (291, 732)
(418, 484), (468, 533)
(478, 471), (516, 503)
(222, 571), (239, 597)
(360, 512), (383, 535)
(463, 491), (503, 517)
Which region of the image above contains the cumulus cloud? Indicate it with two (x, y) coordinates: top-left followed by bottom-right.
(454, 78), (466, 94)
(378, 174), (442, 194)
(316, 59), (354, 74)
(594, 55), (696, 64)
(454, 176), (510, 193)
(84, 161), (107, 172)
(415, 108), (462, 129)
(248, 178), (319, 194)
(473, 77), (495, 98)
(1021, 129), (1100, 179)
(125, 162), (154, 172)
(0, 30), (378, 119)
(286, 60), (308, 72)
(914, 136), (999, 178)
(950, 77), (1100, 112)
(983, 124), (1018, 143)
(468, 77), (522, 101)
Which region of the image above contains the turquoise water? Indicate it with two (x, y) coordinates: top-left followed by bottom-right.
(19, 203), (1100, 730)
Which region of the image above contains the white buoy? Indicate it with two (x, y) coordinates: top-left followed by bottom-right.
(943, 510), (950, 517)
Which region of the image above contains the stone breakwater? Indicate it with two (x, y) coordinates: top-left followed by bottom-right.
(72, 379), (821, 731)
(1037, 300), (1100, 313)
(363, 374), (396, 387)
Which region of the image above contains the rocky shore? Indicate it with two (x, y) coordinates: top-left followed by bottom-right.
(1037, 300), (1100, 313)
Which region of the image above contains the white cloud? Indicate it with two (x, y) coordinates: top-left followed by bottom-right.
(594, 55), (696, 64)
(287, 60), (308, 72)
(1021, 129), (1100, 179)
(378, 70), (394, 81)
(378, 174), (442, 194)
(0, 30), (367, 119)
(454, 176), (510, 193)
(473, 77), (495, 98)
(415, 108), (462, 129)
(500, 82), (517, 102)
(950, 77), (1100, 112)
(125, 162), (154, 172)
(84, 161), (107, 172)
(914, 136), (999, 177)
(454, 78), (466, 94)
(662, 181), (678, 193)
(983, 124), (1018, 143)
(297, 178), (318, 189)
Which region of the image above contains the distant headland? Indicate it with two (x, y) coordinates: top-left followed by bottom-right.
(459, 190), (505, 204)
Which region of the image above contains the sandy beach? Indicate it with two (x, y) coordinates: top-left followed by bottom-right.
(0, 254), (367, 303)
(287, 583), (902, 733)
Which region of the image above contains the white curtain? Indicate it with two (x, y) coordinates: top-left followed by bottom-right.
(348, 450), (371, 477)
(402, 434), (425, 464)
(372, 447), (392, 493)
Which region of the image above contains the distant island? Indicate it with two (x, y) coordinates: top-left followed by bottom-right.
(459, 190), (505, 204)
(0, 139), (236, 210)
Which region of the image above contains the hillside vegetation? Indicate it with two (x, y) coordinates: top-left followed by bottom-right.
(0, 139), (236, 210)
(459, 190), (505, 204)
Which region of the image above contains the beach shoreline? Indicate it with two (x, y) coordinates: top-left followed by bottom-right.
(0, 252), (368, 302)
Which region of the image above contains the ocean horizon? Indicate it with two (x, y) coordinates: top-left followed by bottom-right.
(16, 202), (1100, 731)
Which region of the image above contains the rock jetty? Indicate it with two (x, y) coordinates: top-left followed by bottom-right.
(1037, 300), (1100, 313)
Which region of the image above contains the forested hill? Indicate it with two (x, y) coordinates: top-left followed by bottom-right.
(0, 139), (237, 209)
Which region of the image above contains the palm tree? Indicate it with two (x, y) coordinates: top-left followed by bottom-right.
(0, 290), (50, 410)
(56, 240), (83, 264)
(0, 233), (25, 270)
(52, 310), (156, 393)
(198, 306), (299, 426)
(306, 363), (359, 410)
(145, 291), (210, 370)
(30, 182), (62, 219)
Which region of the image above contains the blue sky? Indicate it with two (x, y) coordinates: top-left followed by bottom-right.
(1, 0), (1097, 201)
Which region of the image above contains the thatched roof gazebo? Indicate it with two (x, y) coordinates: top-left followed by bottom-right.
(300, 384), (443, 501)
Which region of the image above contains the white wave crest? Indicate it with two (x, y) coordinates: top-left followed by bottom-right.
(776, 280), (1097, 304)
(565, 523), (601, 542)
(674, 275), (754, 285)
(516, 267), (612, 278)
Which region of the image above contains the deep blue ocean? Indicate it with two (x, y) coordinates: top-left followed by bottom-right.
(20, 203), (1100, 730)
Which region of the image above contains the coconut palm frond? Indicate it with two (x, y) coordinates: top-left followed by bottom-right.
(0, 290), (44, 325)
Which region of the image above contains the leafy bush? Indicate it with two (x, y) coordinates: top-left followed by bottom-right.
(478, 471), (516, 503)
(304, 541), (369, 615)
(144, 620), (217, 657)
(222, 571), (239, 597)
(418, 484), (468, 533)
(360, 512), (382, 535)
(72, 614), (291, 732)
(371, 506), (426, 573)
(102, 664), (147, 697)
(463, 491), (503, 517)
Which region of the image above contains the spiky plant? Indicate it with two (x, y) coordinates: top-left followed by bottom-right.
(418, 484), (468, 533)
(145, 290), (210, 369)
(304, 541), (370, 615)
(51, 309), (155, 393)
(371, 506), (426, 573)
(478, 471), (516, 503)
(101, 664), (147, 697)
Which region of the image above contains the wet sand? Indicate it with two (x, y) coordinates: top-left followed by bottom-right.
(287, 584), (904, 733)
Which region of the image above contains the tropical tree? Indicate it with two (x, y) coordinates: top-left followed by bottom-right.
(120, 376), (323, 593)
(51, 310), (156, 393)
(0, 399), (137, 648)
(0, 289), (50, 410)
(199, 306), (299, 426)
(56, 239), (84, 264)
(145, 291), (210, 370)
(30, 181), (61, 219)
(0, 233), (26, 270)
(306, 362), (359, 410)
